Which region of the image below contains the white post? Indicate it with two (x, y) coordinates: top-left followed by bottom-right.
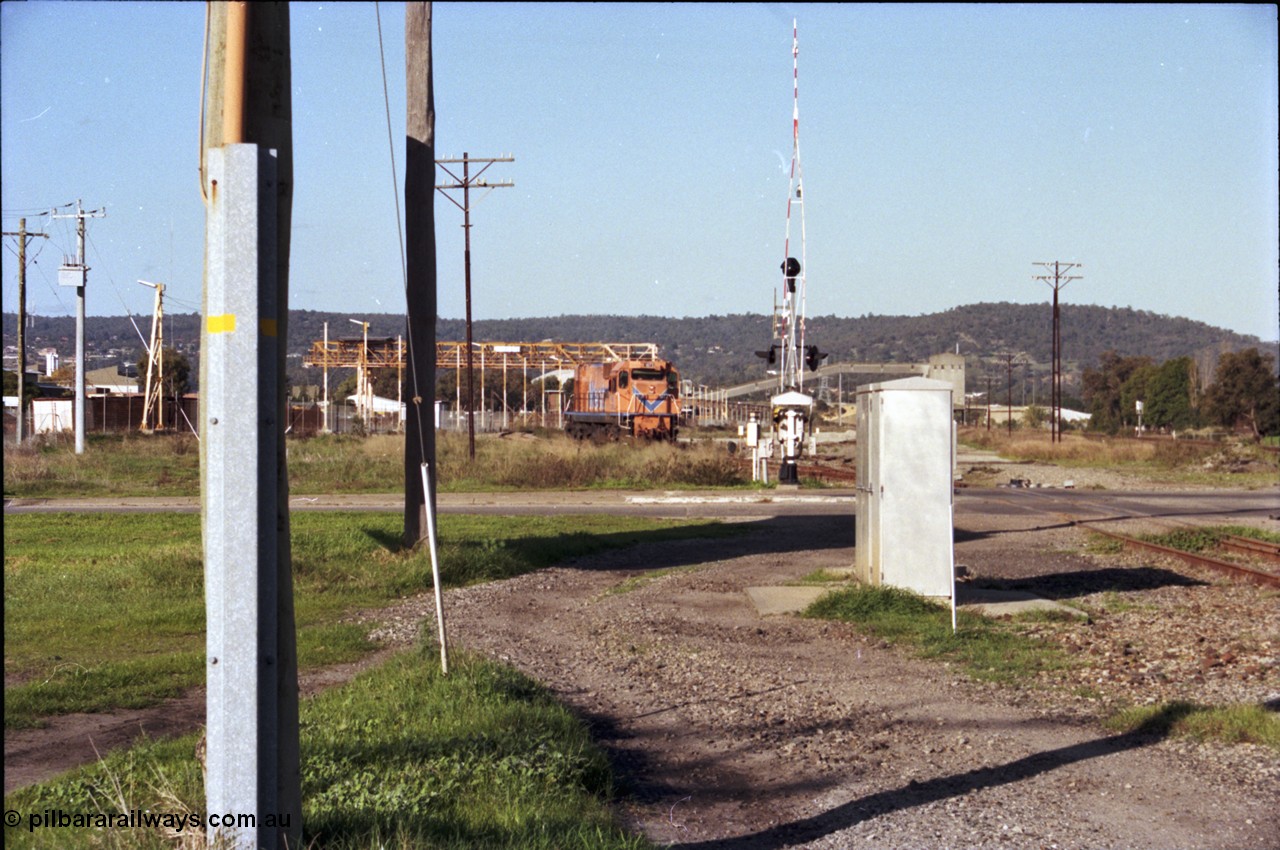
(420, 462), (449, 673)
(321, 321), (330, 433)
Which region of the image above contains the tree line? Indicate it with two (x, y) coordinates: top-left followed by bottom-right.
(1082, 347), (1279, 437)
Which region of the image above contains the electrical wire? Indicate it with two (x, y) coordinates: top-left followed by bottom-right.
(85, 229), (152, 351)
(375, 2), (430, 482)
(198, 2), (211, 205)
(31, 254), (70, 314)
(165, 293), (202, 313)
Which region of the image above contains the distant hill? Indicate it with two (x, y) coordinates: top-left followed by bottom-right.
(3, 304), (1271, 392)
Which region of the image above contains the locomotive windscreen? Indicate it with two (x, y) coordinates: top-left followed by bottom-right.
(631, 368), (666, 381)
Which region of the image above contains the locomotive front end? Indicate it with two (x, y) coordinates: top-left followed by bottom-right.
(627, 361), (681, 441)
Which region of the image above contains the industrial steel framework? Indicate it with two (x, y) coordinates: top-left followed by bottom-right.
(303, 339), (660, 370)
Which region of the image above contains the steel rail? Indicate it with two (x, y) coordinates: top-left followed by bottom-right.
(1075, 523), (1280, 588)
(1221, 534), (1280, 565)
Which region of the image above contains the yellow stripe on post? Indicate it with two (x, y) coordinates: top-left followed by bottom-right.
(207, 314), (237, 334)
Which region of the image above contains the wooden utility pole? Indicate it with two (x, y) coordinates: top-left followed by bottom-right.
(436, 152), (514, 459)
(2, 219), (47, 443)
(405, 1), (438, 545)
(996, 351), (1021, 436)
(1033, 261), (1082, 443)
(985, 376), (992, 431)
(200, 3), (300, 846)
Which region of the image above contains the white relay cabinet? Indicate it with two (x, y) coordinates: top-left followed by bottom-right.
(854, 377), (955, 598)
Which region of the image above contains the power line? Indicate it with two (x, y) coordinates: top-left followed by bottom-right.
(2, 219), (50, 443)
(50, 199), (106, 454)
(1033, 261), (1082, 443)
(435, 152), (515, 460)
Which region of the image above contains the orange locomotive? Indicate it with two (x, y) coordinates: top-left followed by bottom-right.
(564, 359), (681, 441)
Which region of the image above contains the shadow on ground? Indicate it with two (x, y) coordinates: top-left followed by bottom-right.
(673, 706), (1193, 850)
(971, 566), (1208, 600)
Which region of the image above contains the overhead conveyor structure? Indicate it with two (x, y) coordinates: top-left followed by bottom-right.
(303, 339), (660, 370)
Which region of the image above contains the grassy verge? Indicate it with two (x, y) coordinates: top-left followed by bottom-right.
(3, 648), (652, 850)
(4, 512), (741, 729)
(2, 432), (202, 497)
(1106, 702), (1280, 749)
(803, 585), (1072, 686)
(3, 431), (748, 498)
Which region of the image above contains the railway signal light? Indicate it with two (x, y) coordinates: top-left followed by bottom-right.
(780, 257), (801, 293)
(755, 343), (780, 365)
(805, 345), (827, 372)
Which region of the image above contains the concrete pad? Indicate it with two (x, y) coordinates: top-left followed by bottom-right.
(956, 585), (1088, 619)
(745, 585), (832, 616)
(745, 582), (1087, 620)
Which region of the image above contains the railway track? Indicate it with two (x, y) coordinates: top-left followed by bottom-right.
(1074, 523), (1280, 589)
(731, 454), (858, 484)
(1220, 533), (1280, 564)
(797, 459), (857, 483)
(998, 490), (1280, 588)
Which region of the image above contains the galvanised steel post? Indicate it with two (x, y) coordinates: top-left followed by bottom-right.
(202, 144), (283, 849)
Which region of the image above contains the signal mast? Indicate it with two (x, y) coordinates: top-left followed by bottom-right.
(769, 19), (823, 483)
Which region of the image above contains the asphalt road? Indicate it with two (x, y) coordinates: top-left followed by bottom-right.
(5, 486), (1278, 524)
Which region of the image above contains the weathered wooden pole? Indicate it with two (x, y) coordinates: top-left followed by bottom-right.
(404, 1), (438, 544)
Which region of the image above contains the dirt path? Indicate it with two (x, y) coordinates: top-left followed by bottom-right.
(3, 650), (397, 796)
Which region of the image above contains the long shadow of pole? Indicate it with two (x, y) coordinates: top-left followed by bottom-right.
(677, 705), (1196, 850)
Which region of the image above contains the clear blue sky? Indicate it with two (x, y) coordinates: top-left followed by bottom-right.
(3, 3), (1277, 345)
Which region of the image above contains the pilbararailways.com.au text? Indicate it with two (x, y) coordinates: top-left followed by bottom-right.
(6, 808), (292, 833)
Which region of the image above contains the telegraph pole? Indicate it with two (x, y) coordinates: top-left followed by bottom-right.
(1033, 261), (1082, 443)
(996, 351), (1021, 436)
(985, 376), (992, 432)
(436, 152), (513, 460)
(2, 219), (48, 443)
(51, 200), (106, 454)
(404, 1), (437, 545)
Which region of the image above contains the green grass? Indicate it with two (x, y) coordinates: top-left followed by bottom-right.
(803, 585), (1072, 686)
(3, 649), (652, 850)
(1083, 533), (1126, 555)
(4, 512), (740, 729)
(1105, 701), (1280, 750)
(2, 433), (203, 498)
(1136, 524), (1280, 555)
(790, 569), (853, 585)
(1219, 525), (1280, 544)
(603, 564), (702, 597)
